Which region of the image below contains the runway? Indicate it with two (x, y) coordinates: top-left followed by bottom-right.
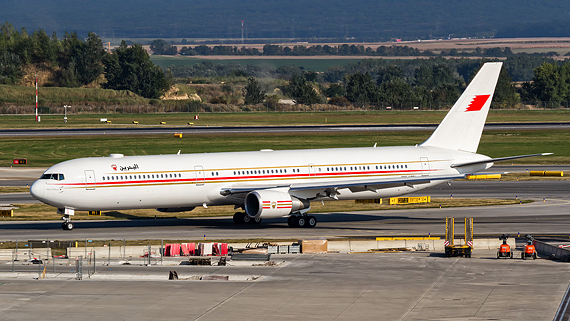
(0, 179), (568, 241)
(0, 122), (568, 137)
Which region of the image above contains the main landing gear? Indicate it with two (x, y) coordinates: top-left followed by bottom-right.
(233, 212), (262, 225)
(61, 215), (74, 230)
(287, 215), (317, 228)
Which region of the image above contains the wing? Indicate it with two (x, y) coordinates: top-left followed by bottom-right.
(220, 173), (465, 201)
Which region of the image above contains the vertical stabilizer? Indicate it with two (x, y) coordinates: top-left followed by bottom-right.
(420, 62), (502, 153)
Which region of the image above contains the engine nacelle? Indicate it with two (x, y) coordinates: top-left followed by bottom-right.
(245, 189), (309, 219)
(156, 207), (196, 213)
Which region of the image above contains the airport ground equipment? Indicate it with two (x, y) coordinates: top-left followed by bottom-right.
(522, 234), (537, 260)
(444, 217), (473, 258)
(497, 234), (514, 259)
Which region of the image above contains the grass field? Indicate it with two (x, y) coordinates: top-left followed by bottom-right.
(151, 56), (364, 72)
(1, 110), (570, 129)
(2, 128), (568, 167)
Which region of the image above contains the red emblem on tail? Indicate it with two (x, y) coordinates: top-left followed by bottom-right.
(465, 94), (491, 112)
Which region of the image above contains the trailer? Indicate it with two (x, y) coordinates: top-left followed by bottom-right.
(444, 217), (473, 258)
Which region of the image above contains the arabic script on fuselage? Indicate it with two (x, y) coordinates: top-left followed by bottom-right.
(120, 164), (139, 171)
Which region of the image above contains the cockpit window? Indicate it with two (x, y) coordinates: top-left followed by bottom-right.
(40, 173), (65, 180)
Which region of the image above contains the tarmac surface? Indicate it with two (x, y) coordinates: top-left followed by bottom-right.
(0, 168), (569, 320)
(0, 250), (568, 321)
(0, 122), (568, 137)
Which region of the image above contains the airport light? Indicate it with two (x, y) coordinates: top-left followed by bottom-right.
(64, 105), (70, 124)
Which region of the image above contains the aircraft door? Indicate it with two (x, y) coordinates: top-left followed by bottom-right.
(308, 163), (315, 179)
(85, 170), (96, 190)
(420, 157), (430, 176)
(194, 166), (205, 186)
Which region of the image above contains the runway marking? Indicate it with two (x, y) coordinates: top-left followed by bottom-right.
(554, 283), (570, 321)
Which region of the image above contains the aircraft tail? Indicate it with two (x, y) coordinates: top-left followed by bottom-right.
(420, 62), (502, 153)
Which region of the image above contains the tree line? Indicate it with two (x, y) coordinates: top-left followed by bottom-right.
(149, 40), (564, 59)
(0, 23), (171, 99)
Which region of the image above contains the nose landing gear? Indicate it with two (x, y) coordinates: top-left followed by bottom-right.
(61, 215), (74, 230)
(58, 208), (75, 230)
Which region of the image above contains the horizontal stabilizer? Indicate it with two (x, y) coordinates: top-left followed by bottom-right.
(451, 153), (553, 168)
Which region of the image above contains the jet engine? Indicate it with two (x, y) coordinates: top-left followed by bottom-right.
(244, 189), (309, 219)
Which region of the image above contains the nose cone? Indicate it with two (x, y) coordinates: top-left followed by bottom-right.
(30, 180), (45, 200)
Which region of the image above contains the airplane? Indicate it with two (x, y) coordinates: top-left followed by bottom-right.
(30, 62), (550, 230)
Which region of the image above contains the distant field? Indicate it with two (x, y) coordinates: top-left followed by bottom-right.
(151, 56), (363, 72)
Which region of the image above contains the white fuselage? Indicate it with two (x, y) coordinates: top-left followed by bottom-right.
(30, 145), (490, 211)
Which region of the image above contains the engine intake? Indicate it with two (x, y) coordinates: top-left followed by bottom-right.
(245, 189), (309, 219)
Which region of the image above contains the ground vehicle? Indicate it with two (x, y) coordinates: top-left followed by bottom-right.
(444, 217), (473, 258)
(522, 234), (537, 260)
(497, 234), (513, 259)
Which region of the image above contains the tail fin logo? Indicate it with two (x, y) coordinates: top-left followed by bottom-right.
(465, 94), (491, 112)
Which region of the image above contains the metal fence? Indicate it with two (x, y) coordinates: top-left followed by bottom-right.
(0, 239), (168, 279)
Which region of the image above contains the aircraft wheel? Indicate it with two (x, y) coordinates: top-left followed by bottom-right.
(251, 217), (262, 224)
(233, 212), (244, 224)
(306, 215), (317, 228)
(242, 214), (252, 224)
(287, 216), (296, 227)
(296, 216), (306, 228)
(63, 222), (73, 230)
(62, 222), (68, 230)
